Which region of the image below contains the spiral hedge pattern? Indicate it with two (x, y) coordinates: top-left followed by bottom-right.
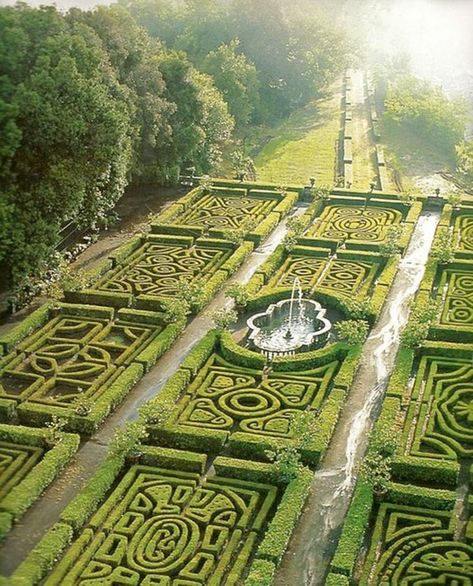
(361, 502), (473, 585)
(97, 242), (230, 298)
(45, 464), (277, 585)
(0, 311), (158, 412)
(454, 213), (473, 252)
(179, 194), (277, 229)
(309, 205), (402, 243)
(438, 269), (473, 328)
(0, 441), (43, 500)
(173, 354), (338, 439)
(401, 355), (473, 460)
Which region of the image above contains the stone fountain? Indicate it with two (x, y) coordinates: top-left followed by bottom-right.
(246, 278), (332, 356)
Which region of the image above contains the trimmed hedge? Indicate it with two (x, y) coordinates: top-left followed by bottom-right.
(8, 523), (73, 586)
(0, 433), (79, 523)
(219, 330), (266, 369)
(0, 303), (51, 353)
(330, 479), (373, 577)
(385, 481), (456, 510)
(59, 454), (125, 534)
(256, 467), (313, 565)
(244, 559), (276, 586)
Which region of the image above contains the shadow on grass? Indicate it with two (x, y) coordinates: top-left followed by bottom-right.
(382, 120), (456, 180)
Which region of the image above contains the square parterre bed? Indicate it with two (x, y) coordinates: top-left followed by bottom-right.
(245, 240), (398, 320)
(0, 423), (79, 539)
(372, 343), (473, 489)
(65, 231), (254, 313)
(6, 447), (312, 585)
(330, 479), (472, 585)
(145, 331), (360, 467)
(0, 303), (184, 433)
(155, 184), (298, 244)
(303, 196), (420, 252)
(428, 260), (473, 342)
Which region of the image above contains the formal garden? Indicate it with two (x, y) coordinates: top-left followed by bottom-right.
(0, 1), (472, 584)
(1, 173), (471, 585)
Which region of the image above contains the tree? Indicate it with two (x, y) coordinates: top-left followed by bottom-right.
(0, 5), (132, 287)
(203, 39), (260, 126)
(384, 74), (468, 157)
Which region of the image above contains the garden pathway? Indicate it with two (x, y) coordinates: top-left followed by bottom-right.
(0, 205), (306, 576)
(351, 70), (379, 190)
(275, 208), (440, 585)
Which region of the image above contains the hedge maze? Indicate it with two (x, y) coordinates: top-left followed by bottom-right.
(45, 462), (278, 585)
(179, 192), (278, 230)
(0, 185), (424, 584)
(175, 358), (336, 437)
(96, 239), (233, 299)
(0, 304), (179, 433)
(330, 200), (473, 585)
(359, 493), (472, 585)
(308, 204), (402, 243)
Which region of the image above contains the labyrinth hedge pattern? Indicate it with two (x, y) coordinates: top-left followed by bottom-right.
(169, 354), (338, 440)
(0, 440), (43, 501)
(437, 268), (473, 328)
(400, 355), (473, 461)
(45, 464), (278, 585)
(360, 501), (472, 585)
(96, 240), (231, 299)
(454, 212), (473, 252)
(308, 205), (402, 243)
(270, 255), (379, 297)
(179, 193), (278, 230)
(0, 308), (159, 413)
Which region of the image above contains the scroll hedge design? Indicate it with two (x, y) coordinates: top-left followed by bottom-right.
(97, 241), (231, 298)
(360, 501), (472, 585)
(438, 268), (473, 328)
(44, 463), (278, 585)
(454, 212), (473, 252)
(179, 193), (278, 230)
(172, 354), (338, 439)
(308, 204), (402, 243)
(400, 355), (473, 460)
(0, 311), (157, 410)
(271, 255), (378, 298)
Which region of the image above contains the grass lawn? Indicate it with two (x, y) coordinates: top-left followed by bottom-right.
(252, 83), (342, 186)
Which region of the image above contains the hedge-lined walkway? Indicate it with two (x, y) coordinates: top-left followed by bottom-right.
(275, 209), (441, 585)
(351, 70), (379, 190)
(0, 202), (304, 576)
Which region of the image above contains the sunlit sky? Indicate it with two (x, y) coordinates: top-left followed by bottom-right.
(374, 0), (473, 98)
(1, 0), (472, 104)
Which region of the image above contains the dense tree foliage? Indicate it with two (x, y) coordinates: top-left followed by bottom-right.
(0, 0), (351, 288)
(382, 74), (468, 158)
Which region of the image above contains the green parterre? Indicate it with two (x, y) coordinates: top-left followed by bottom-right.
(145, 330), (361, 466)
(6, 448), (312, 586)
(0, 424), (79, 540)
(302, 193), (421, 252)
(0, 303), (183, 434)
(0, 185), (416, 583)
(331, 199), (473, 585)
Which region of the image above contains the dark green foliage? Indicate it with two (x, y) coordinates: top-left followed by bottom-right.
(330, 480), (373, 577)
(384, 74), (468, 157)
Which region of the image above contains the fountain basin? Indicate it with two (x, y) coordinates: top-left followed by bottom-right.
(247, 298), (332, 355)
